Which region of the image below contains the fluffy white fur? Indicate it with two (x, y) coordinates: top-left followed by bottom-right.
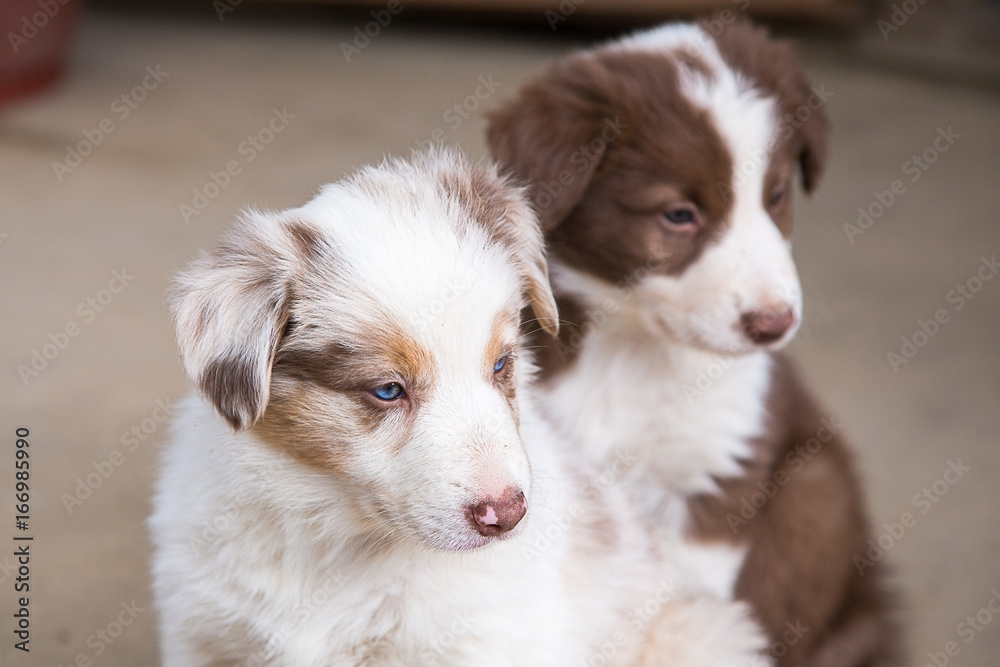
(149, 150), (770, 666)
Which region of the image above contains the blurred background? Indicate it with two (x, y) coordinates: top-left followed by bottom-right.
(1, 0), (998, 664)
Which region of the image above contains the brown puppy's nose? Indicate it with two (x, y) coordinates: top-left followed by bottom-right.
(741, 307), (795, 344)
(467, 489), (527, 537)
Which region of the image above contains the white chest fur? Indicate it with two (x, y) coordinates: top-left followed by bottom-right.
(538, 317), (773, 597)
(151, 397), (644, 667)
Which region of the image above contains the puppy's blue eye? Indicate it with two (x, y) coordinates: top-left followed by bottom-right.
(493, 356), (507, 374)
(371, 382), (405, 401)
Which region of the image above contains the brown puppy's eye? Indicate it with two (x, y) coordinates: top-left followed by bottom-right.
(768, 186), (788, 210)
(660, 204), (700, 229)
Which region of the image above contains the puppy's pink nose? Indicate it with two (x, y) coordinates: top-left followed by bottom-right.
(741, 307), (795, 344)
(467, 489), (527, 537)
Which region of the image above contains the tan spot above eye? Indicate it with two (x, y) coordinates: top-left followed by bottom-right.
(384, 334), (434, 385)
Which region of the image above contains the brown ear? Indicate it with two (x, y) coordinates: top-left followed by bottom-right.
(170, 212), (310, 430)
(708, 18), (830, 193)
(793, 79), (829, 193)
(486, 54), (623, 231)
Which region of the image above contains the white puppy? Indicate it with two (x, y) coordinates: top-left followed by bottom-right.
(149, 149), (770, 666)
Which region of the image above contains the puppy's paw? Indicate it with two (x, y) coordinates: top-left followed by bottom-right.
(638, 597), (772, 667)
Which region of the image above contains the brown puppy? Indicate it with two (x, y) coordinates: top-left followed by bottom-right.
(487, 19), (897, 667)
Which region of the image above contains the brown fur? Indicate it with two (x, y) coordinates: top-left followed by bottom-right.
(441, 162), (560, 337)
(706, 20), (828, 194)
(272, 332), (436, 407)
(262, 312), (439, 469)
(253, 378), (364, 475)
(178, 228), (293, 431)
(487, 49), (734, 286)
(688, 354), (897, 666)
(526, 291), (590, 382)
(487, 47), (742, 374)
(486, 310), (521, 415)
(200, 355), (262, 430)
(285, 219), (324, 264)
(486, 19), (897, 667)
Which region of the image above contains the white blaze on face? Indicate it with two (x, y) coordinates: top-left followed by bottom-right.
(621, 25), (803, 355)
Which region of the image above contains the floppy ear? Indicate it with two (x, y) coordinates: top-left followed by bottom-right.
(791, 77), (829, 194)
(170, 211), (306, 430)
(486, 53), (619, 231)
(778, 56), (829, 194)
(707, 19), (829, 193)
(504, 195), (560, 339)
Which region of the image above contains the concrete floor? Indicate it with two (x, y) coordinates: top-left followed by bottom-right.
(1, 7), (998, 666)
